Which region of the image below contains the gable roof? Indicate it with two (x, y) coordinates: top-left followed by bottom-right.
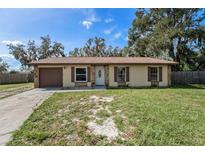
(30, 57), (177, 65)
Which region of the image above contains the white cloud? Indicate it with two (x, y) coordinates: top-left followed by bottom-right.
(83, 9), (100, 22)
(113, 32), (122, 40)
(103, 27), (115, 35)
(80, 9), (100, 30)
(105, 18), (113, 23)
(81, 20), (93, 29)
(1, 40), (23, 45)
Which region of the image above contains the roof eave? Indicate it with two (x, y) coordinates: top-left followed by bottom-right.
(28, 62), (178, 65)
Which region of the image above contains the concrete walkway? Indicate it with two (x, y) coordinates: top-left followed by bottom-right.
(0, 89), (53, 145)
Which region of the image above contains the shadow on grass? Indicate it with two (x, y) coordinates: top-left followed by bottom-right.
(36, 84), (205, 92)
(107, 84), (205, 90)
(170, 84), (205, 89)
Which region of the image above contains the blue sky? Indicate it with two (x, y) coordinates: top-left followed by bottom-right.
(0, 8), (136, 70)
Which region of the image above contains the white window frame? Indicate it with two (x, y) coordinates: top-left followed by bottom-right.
(117, 67), (126, 82)
(150, 67), (159, 81)
(75, 67), (87, 82)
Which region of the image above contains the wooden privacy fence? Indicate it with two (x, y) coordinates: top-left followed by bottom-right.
(171, 71), (205, 85)
(0, 73), (34, 84)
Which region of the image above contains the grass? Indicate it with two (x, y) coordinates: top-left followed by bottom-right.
(96, 109), (112, 118)
(0, 83), (33, 99)
(8, 86), (205, 145)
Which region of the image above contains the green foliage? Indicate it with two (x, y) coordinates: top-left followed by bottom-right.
(128, 8), (205, 70)
(25, 131), (50, 143)
(8, 35), (65, 69)
(9, 70), (19, 74)
(38, 35), (65, 59)
(0, 57), (9, 73)
(8, 41), (38, 68)
(195, 49), (205, 70)
(96, 109), (111, 119)
(69, 37), (124, 57)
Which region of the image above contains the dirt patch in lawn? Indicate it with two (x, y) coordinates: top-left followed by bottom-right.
(86, 95), (121, 141)
(89, 95), (114, 103)
(87, 117), (119, 140)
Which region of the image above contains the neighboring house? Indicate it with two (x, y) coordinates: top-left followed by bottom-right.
(30, 57), (177, 88)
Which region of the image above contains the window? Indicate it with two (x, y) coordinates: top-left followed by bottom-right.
(150, 67), (158, 81)
(117, 67), (126, 82)
(75, 67), (87, 82)
(98, 70), (102, 78)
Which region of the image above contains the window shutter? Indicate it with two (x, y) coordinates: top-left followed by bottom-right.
(114, 67), (117, 82)
(71, 67), (75, 82)
(126, 67), (129, 82)
(148, 67), (151, 81)
(159, 67), (162, 81)
(87, 67), (90, 82)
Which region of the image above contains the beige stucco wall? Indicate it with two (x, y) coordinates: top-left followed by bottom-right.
(35, 64), (170, 88)
(63, 65), (74, 87)
(109, 64), (169, 87)
(109, 65), (118, 87)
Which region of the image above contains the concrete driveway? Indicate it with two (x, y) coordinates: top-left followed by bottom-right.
(0, 89), (53, 145)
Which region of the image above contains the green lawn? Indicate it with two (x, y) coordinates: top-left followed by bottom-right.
(0, 83), (33, 99)
(8, 86), (205, 145)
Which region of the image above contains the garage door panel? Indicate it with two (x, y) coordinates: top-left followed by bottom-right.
(39, 68), (63, 87)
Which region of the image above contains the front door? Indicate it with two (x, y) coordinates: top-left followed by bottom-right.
(95, 66), (105, 86)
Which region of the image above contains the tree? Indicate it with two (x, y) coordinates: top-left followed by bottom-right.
(69, 37), (105, 56)
(52, 42), (65, 57)
(38, 35), (52, 59)
(106, 46), (125, 57)
(0, 57), (9, 73)
(8, 40), (39, 68)
(69, 37), (124, 57)
(195, 48), (205, 70)
(38, 35), (65, 59)
(8, 35), (65, 69)
(128, 9), (205, 70)
(83, 37), (105, 56)
(69, 48), (85, 57)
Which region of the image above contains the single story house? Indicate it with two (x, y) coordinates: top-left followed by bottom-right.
(30, 57), (177, 88)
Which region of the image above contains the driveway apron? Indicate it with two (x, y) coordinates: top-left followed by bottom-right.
(0, 89), (53, 145)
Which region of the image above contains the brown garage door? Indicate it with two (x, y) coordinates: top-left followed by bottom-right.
(39, 68), (63, 88)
